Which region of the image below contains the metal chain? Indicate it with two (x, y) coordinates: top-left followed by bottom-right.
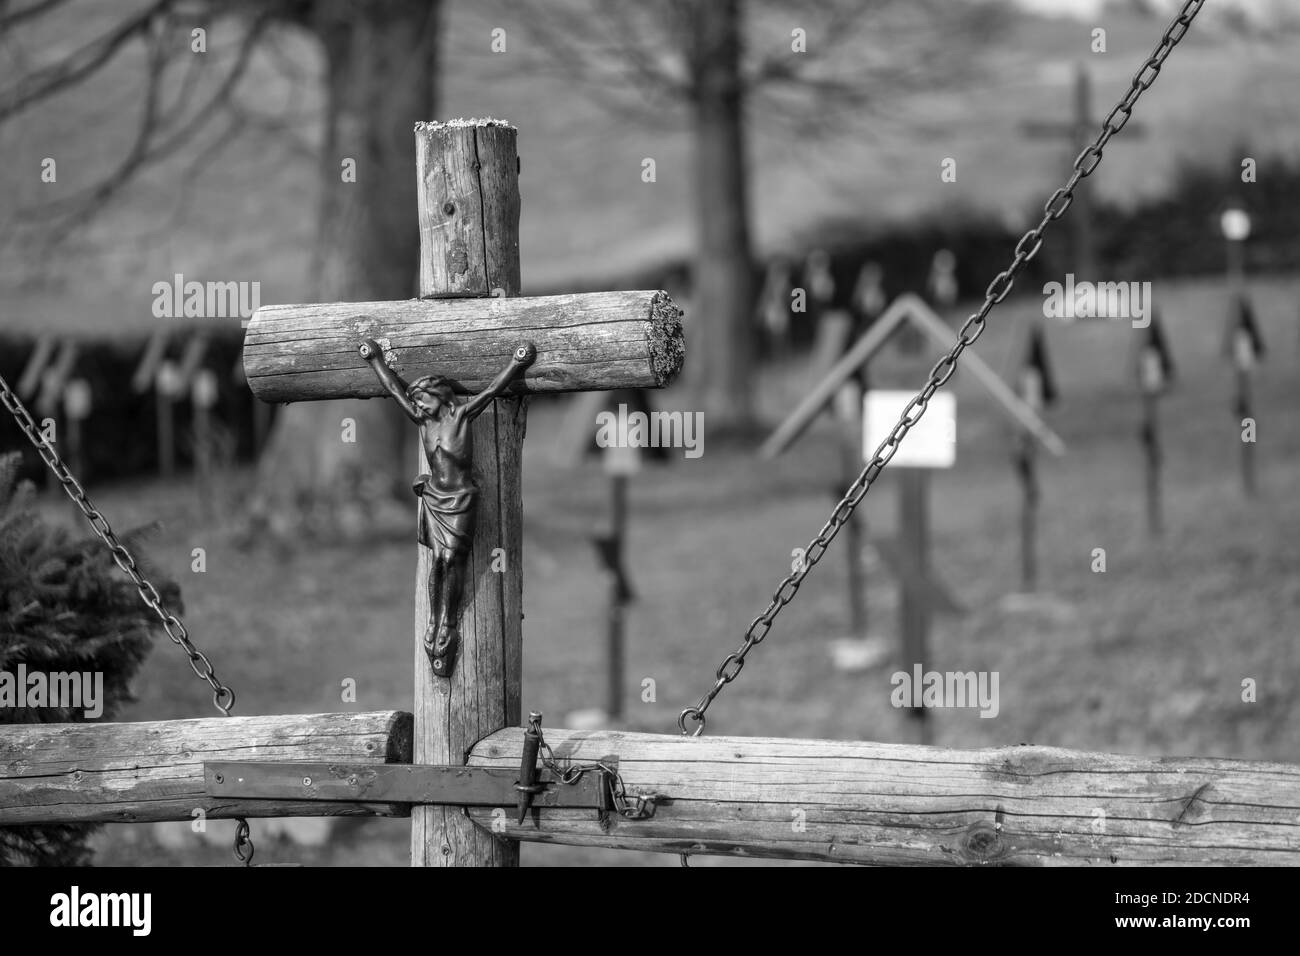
(233, 819), (254, 864)
(538, 735), (659, 820)
(0, 371), (254, 864)
(677, 0), (1207, 740)
(1, 374), (236, 714)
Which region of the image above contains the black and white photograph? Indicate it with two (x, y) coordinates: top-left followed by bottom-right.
(0, 0), (1294, 929)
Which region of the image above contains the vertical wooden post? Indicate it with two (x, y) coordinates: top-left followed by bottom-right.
(412, 119), (523, 868)
(252, 399), (271, 456)
(1016, 433), (1038, 592)
(1069, 65), (1096, 281)
(1232, 369), (1253, 502)
(193, 369), (217, 521)
(1141, 391), (1162, 538)
(837, 400), (866, 636)
(156, 361), (179, 479)
(63, 379), (91, 480)
(606, 473), (627, 721)
(898, 469), (930, 744)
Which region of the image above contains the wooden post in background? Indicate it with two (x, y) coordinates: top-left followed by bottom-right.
(1015, 328), (1054, 593)
(36, 341), (77, 491)
(898, 468), (931, 744)
(823, 309), (866, 638)
(1140, 387), (1162, 538)
(1136, 311), (1173, 540)
(156, 360), (181, 479)
(1228, 295), (1261, 500)
(606, 472), (628, 721)
(836, 393), (867, 637)
(1016, 378), (1041, 590)
(1015, 429), (1038, 591)
(589, 391), (641, 724)
(192, 368), (218, 521)
(62, 379), (92, 480)
(1137, 327), (1169, 539)
(1235, 363), (1255, 498)
(412, 119), (523, 868)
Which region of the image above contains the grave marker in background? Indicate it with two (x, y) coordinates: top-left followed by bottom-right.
(1135, 310), (1175, 538)
(1014, 323), (1059, 591)
(1226, 295), (1263, 499)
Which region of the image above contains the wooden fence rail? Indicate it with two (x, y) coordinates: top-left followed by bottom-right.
(4, 716), (1296, 865)
(466, 729), (1300, 866)
(0, 712), (411, 824)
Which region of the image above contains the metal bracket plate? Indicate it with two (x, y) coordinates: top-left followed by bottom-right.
(204, 761), (612, 811)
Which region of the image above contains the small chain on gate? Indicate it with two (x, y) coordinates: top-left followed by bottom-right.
(0, 372), (255, 865)
(674, 0), (1207, 867)
(537, 733), (659, 821)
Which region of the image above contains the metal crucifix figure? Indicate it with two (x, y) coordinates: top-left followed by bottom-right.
(360, 338), (537, 678)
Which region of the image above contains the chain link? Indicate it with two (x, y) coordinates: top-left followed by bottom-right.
(677, 0), (1206, 739)
(0, 370), (253, 863)
(538, 735), (659, 821)
(233, 819), (255, 864)
(1, 373), (237, 715)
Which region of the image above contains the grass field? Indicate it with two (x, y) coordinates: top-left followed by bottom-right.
(28, 271), (1293, 866)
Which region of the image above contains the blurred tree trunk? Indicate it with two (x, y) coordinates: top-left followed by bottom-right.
(687, 0), (757, 436)
(253, 0), (441, 538)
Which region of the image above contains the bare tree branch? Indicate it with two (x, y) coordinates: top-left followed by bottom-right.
(0, 0), (71, 31)
(16, 8), (273, 245)
(490, 0), (1007, 141)
(0, 0), (174, 122)
(493, 0), (688, 121)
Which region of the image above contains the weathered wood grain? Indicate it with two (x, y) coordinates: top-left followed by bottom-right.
(242, 290), (685, 404)
(410, 118), (522, 869)
(0, 712), (412, 825)
(465, 729), (1300, 866)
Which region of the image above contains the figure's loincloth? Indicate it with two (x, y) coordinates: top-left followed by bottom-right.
(413, 474), (478, 554)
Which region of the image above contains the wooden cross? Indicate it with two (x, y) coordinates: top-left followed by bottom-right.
(3, 121), (1299, 870)
(242, 119), (682, 867)
(1135, 309), (1175, 538)
(1014, 323), (1059, 593)
(1021, 63), (1145, 280)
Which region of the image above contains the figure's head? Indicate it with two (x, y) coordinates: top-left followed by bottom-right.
(406, 376), (454, 417)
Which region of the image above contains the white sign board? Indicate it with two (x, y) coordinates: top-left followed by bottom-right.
(863, 390), (956, 468)
(600, 411), (642, 476)
(603, 442), (641, 476)
(1140, 348), (1165, 394)
(1233, 328), (1256, 372)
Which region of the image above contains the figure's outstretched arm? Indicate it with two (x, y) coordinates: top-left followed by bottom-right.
(462, 342), (537, 420)
(359, 339), (421, 423)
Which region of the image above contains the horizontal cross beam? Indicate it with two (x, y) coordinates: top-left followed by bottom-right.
(242, 290), (684, 404)
(0, 712), (411, 824)
(464, 728), (1300, 866)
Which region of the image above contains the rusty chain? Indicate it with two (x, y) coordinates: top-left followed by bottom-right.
(677, 0), (1207, 743)
(539, 733), (659, 821)
(0, 371), (254, 864)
